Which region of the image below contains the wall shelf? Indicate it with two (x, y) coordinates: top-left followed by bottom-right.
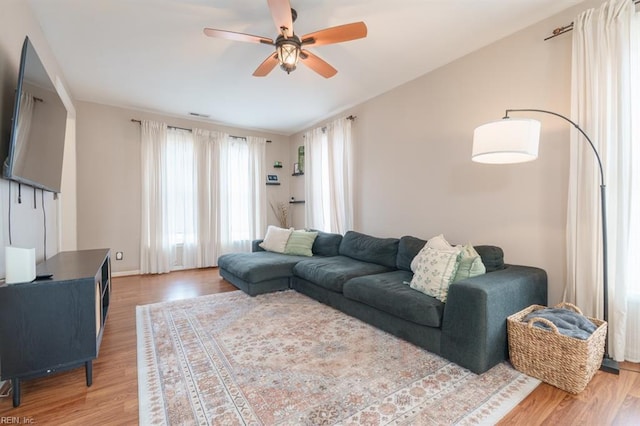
(289, 200), (305, 204)
(292, 172), (304, 176)
(266, 182), (280, 186)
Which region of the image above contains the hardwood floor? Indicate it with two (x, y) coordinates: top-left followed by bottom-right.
(0, 268), (637, 425)
(0, 268), (236, 424)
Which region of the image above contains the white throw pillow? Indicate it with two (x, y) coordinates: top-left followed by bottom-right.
(453, 243), (486, 282)
(411, 234), (455, 271)
(259, 226), (293, 253)
(408, 245), (461, 302)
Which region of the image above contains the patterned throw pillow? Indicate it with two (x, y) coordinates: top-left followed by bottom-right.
(259, 225), (293, 253)
(284, 230), (318, 256)
(410, 234), (455, 271)
(453, 243), (486, 282)
(408, 246), (461, 302)
(424, 234), (453, 250)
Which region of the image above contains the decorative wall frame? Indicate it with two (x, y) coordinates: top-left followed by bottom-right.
(266, 174), (280, 185)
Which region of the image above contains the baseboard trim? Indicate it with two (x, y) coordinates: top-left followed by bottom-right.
(113, 270), (140, 277)
(112, 267), (220, 278)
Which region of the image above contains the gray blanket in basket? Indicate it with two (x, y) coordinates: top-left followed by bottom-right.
(523, 308), (597, 340)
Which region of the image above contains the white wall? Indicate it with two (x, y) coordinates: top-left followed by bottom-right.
(0, 0), (76, 277)
(75, 101), (290, 274)
(291, 0), (603, 305)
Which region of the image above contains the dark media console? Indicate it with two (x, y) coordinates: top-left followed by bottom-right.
(0, 249), (111, 407)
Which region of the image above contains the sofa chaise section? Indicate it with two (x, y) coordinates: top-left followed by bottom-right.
(217, 231), (343, 296)
(218, 251), (310, 296)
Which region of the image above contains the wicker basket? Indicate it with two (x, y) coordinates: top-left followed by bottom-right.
(507, 302), (606, 394)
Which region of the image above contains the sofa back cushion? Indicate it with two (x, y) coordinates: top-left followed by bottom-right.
(397, 236), (427, 271)
(397, 236), (505, 273)
(339, 231), (399, 268)
(312, 231), (343, 256)
(474, 245), (505, 272)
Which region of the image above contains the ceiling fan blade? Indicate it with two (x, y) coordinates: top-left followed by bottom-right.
(267, 0), (293, 37)
(203, 28), (273, 45)
(301, 22), (367, 46)
(253, 53), (279, 77)
(300, 50), (337, 78)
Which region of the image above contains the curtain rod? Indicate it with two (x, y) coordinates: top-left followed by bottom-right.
(130, 119), (191, 132)
(302, 115), (357, 137)
(545, 0), (640, 41)
(130, 119), (273, 142)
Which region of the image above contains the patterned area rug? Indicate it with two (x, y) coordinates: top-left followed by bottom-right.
(137, 290), (539, 425)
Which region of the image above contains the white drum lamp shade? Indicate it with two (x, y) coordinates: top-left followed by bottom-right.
(472, 118), (541, 164)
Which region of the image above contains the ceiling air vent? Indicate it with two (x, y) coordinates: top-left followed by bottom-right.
(188, 112), (210, 118)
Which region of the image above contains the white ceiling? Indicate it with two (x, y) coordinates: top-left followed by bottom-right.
(27, 0), (584, 135)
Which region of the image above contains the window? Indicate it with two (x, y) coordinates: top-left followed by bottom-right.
(140, 122), (266, 273)
(304, 118), (353, 234)
(165, 128), (195, 247)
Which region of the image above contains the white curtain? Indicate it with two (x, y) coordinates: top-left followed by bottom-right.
(218, 136), (266, 253)
(166, 128), (197, 269)
(140, 120), (170, 274)
(304, 127), (326, 230)
(565, 0), (640, 362)
(193, 128), (225, 267)
(304, 118), (354, 233)
(141, 123), (267, 272)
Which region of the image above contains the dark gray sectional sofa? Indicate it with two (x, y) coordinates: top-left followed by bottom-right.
(217, 230), (547, 374)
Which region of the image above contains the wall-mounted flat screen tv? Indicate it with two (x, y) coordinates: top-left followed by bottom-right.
(3, 36), (67, 193)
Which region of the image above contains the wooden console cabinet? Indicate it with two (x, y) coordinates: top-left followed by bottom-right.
(0, 249), (111, 407)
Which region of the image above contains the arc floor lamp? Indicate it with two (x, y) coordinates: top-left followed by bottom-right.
(472, 108), (619, 375)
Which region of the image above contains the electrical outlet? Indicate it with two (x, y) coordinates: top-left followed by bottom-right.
(115, 251), (123, 261)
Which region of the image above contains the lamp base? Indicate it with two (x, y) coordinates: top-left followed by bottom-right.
(600, 356), (620, 375)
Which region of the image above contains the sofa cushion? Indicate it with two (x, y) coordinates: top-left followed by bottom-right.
(398, 237), (504, 273)
(311, 230), (343, 256)
(474, 245), (505, 272)
(293, 256), (392, 293)
(396, 236), (427, 272)
(338, 231), (399, 269)
(343, 270), (445, 328)
(218, 251), (309, 283)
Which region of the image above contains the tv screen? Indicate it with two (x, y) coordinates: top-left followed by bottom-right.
(3, 36), (67, 193)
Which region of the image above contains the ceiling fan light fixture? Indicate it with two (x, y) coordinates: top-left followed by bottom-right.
(276, 35), (301, 74)
(203, 1), (368, 78)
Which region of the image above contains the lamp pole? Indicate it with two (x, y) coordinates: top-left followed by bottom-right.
(504, 109), (618, 374)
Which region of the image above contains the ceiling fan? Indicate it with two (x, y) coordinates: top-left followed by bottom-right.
(203, 0), (367, 78)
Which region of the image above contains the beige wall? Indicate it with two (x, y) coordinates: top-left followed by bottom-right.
(0, 0), (76, 277)
(75, 101), (290, 274)
(291, 0), (602, 305)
